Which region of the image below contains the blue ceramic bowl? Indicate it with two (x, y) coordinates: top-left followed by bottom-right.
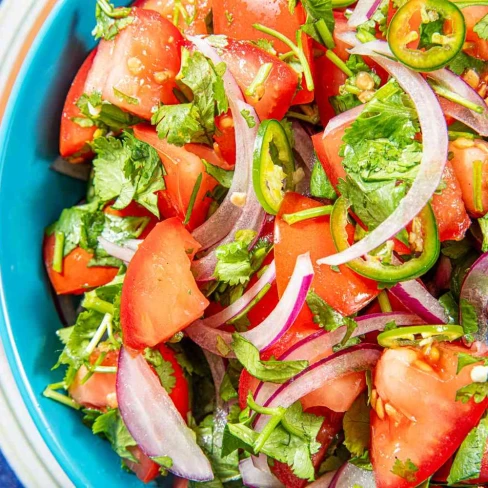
(0, 1), (169, 486)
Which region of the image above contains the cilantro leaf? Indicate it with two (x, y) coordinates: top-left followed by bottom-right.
(457, 353), (487, 374)
(203, 160), (234, 189)
(329, 92), (362, 116)
(310, 160), (337, 200)
(448, 52), (488, 76)
(89, 408), (138, 461)
(232, 334), (308, 383)
(92, 131), (165, 217)
(456, 382), (488, 404)
(418, 16), (444, 50)
(144, 348), (176, 394)
(448, 417), (488, 484)
(152, 50), (228, 146)
(240, 109), (256, 128)
(460, 298), (479, 343)
(439, 292), (459, 325)
(391, 458), (419, 483)
(76, 92), (142, 131)
(214, 230), (257, 285)
(479, 213), (488, 252)
(343, 394), (370, 458)
(92, 0), (133, 41)
(474, 14), (488, 40)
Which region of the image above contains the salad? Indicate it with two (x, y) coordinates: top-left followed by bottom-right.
(42, 0), (488, 486)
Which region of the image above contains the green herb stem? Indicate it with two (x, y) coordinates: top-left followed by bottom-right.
(52, 231), (65, 273)
(448, 130), (475, 140)
(43, 386), (81, 410)
(94, 366), (117, 373)
(254, 408), (287, 453)
(245, 63), (273, 98)
(473, 160), (484, 213)
(282, 205), (333, 225)
(228, 284), (272, 325)
(253, 24), (314, 91)
(82, 293), (115, 315)
(247, 393), (283, 416)
(184, 173), (203, 225)
(285, 110), (320, 125)
(378, 291), (393, 313)
(85, 313), (113, 356)
(97, 0), (131, 18)
(332, 0), (357, 6)
(326, 50), (354, 77)
(430, 82), (484, 114)
(315, 19), (335, 49)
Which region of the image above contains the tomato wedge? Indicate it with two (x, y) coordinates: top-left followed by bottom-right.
(120, 218), (208, 349)
(133, 124), (228, 230)
(312, 125), (471, 242)
(372, 344), (488, 488)
(212, 0), (313, 104)
(133, 0), (211, 35)
(59, 50), (97, 160)
(125, 446), (160, 483)
(219, 38), (298, 120)
(85, 8), (183, 119)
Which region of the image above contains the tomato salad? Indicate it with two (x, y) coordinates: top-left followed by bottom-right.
(43, 0), (488, 486)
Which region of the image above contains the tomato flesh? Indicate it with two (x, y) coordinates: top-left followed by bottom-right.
(59, 50), (97, 160)
(449, 139), (488, 217)
(85, 8), (183, 119)
(312, 125), (471, 241)
(120, 218), (208, 349)
(133, 0), (211, 35)
(133, 124), (226, 230)
(125, 446), (160, 484)
(463, 6), (488, 61)
(372, 344), (488, 488)
(219, 38), (298, 120)
(212, 0), (313, 104)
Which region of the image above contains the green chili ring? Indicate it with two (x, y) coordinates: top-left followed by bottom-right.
(252, 119), (295, 215)
(387, 0), (466, 72)
(329, 197), (440, 283)
(377, 325), (464, 348)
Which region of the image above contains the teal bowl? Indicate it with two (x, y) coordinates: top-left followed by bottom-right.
(0, 1), (170, 486)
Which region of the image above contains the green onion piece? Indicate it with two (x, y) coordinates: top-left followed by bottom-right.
(245, 63), (273, 99)
(183, 173), (203, 225)
(43, 386), (81, 410)
(52, 231), (65, 273)
(378, 291), (393, 313)
(82, 293), (115, 315)
(315, 19), (335, 49)
(228, 283), (272, 325)
(282, 205), (333, 225)
(326, 50), (353, 77)
(473, 160), (484, 213)
(429, 82), (484, 114)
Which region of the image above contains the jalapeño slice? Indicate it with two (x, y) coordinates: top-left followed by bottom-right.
(388, 0), (466, 71)
(329, 197), (440, 283)
(377, 325), (464, 348)
(252, 119), (295, 215)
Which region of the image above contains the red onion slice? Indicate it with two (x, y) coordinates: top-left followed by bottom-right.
(188, 36), (263, 252)
(254, 344), (382, 431)
(390, 280), (448, 324)
(292, 121), (316, 171)
(239, 458), (284, 488)
(308, 471), (337, 488)
(254, 312), (421, 405)
(348, 0), (383, 27)
(203, 261), (276, 328)
(317, 37), (448, 266)
(98, 237), (136, 263)
(202, 349), (227, 411)
(186, 253), (314, 356)
(329, 463), (376, 488)
(460, 252), (488, 342)
(116, 348), (214, 481)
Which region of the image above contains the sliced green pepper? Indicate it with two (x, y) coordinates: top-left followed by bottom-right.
(329, 197), (440, 283)
(377, 325), (464, 348)
(388, 0), (466, 71)
(252, 120), (295, 215)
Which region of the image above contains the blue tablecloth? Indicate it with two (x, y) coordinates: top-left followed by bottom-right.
(0, 449), (23, 488)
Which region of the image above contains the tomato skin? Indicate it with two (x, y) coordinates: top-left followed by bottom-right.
(120, 218), (208, 349)
(219, 39), (298, 121)
(126, 446), (160, 483)
(212, 0), (313, 104)
(312, 127), (471, 241)
(463, 6), (488, 60)
(271, 408), (344, 488)
(133, 0), (211, 35)
(85, 8), (183, 119)
(133, 124), (226, 230)
(59, 50), (97, 160)
(449, 139), (488, 217)
(372, 345), (488, 488)
(43, 234), (119, 295)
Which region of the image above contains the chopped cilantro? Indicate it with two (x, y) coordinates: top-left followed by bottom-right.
(310, 160), (337, 200)
(460, 298), (479, 343)
(152, 50), (228, 146)
(300, 0), (334, 46)
(232, 334), (308, 383)
(391, 458), (419, 483)
(203, 160), (234, 189)
(448, 51), (488, 76)
(456, 382), (488, 404)
(474, 14), (488, 40)
(240, 109), (256, 128)
(457, 353), (487, 374)
(144, 348), (176, 394)
(92, 0), (133, 41)
(343, 394), (370, 458)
